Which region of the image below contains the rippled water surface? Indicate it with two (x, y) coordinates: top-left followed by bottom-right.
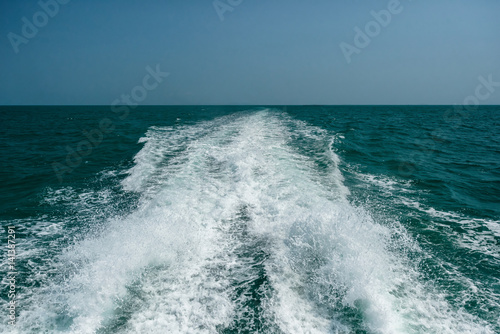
(1, 106), (499, 333)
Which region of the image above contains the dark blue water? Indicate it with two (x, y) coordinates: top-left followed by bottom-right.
(1, 106), (499, 333)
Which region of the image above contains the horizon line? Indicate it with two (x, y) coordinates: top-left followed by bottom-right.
(1, 104), (500, 107)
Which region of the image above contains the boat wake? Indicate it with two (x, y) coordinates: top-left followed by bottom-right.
(4, 110), (494, 333)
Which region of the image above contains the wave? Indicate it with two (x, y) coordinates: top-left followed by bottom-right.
(3, 110), (494, 333)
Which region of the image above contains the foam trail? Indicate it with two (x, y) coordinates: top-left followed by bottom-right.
(5, 110), (494, 333)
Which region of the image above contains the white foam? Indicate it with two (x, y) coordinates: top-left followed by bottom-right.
(354, 172), (415, 195)
(400, 198), (500, 260)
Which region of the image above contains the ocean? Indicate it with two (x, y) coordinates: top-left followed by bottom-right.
(1, 106), (499, 333)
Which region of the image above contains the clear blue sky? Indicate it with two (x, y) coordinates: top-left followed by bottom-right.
(1, 0), (499, 105)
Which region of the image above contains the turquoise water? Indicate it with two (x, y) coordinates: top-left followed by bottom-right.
(1, 106), (499, 333)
